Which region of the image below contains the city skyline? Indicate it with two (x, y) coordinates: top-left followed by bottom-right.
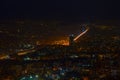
(0, 1), (120, 80)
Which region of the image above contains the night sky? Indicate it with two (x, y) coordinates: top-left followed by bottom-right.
(0, 0), (119, 20)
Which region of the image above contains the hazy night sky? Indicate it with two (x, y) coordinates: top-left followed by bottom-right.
(0, 0), (119, 20)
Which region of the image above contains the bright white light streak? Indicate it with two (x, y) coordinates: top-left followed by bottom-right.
(74, 28), (89, 41)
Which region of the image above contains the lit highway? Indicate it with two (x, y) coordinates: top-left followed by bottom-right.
(74, 27), (89, 41)
(17, 49), (36, 56)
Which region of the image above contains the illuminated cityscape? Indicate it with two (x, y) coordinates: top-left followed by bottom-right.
(0, 21), (120, 80)
(0, 0), (120, 80)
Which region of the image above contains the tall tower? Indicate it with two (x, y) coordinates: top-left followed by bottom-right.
(69, 34), (75, 46)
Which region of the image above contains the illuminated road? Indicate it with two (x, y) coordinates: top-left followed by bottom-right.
(17, 49), (36, 56)
(74, 27), (89, 41)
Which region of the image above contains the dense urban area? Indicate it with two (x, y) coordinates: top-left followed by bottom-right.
(0, 20), (120, 80)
